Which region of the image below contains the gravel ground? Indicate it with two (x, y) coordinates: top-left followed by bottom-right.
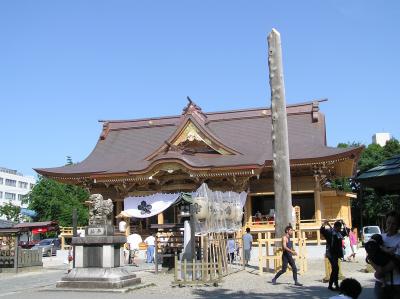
(0, 246), (375, 299)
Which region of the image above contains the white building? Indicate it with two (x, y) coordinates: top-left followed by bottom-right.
(0, 167), (36, 219)
(372, 132), (392, 147)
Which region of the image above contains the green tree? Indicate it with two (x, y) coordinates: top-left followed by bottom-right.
(23, 176), (89, 226)
(342, 138), (400, 226)
(0, 202), (21, 222)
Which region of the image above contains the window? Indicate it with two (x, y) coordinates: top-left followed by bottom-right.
(5, 192), (16, 200)
(18, 194), (27, 201)
(0, 191), (2, 199)
(0, 177), (3, 184)
(30, 183), (35, 189)
(5, 179), (16, 187)
(18, 181), (28, 189)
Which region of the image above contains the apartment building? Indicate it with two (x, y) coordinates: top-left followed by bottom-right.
(0, 167), (36, 219)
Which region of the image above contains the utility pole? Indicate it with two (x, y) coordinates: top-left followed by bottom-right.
(267, 29), (293, 239)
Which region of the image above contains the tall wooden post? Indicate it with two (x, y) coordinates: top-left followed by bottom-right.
(268, 28), (293, 239)
(314, 174), (322, 245)
(72, 208), (77, 269)
(314, 175), (322, 224)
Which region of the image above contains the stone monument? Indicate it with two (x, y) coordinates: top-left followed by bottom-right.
(56, 194), (141, 289)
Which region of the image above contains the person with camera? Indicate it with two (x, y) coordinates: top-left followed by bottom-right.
(320, 220), (347, 291)
(371, 210), (400, 299)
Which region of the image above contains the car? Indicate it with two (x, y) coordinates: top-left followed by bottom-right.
(362, 226), (381, 245)
(31, 238), (61, 257)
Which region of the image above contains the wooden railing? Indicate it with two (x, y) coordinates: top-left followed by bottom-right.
(246, 218), (346, 245)
(59, 227), (85, 235)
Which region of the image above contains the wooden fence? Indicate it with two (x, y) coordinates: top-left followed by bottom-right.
(173, 232), (243, 285)
(0, 249), (42, 271)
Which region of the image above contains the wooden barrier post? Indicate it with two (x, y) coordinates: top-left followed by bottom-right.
(174, 253), (178, 282)
(258, 232), (263, 275)
(204, 235), (209, 281)
(155, 237), (158, 274)
(183, 259), (187, 282)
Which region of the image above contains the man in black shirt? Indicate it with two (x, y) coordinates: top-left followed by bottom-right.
(321, 220), (345, 291)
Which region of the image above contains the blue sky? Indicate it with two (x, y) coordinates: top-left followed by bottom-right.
(1, 1), (399, 177)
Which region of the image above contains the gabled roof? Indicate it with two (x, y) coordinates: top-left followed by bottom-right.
(35, 99), (362, 180)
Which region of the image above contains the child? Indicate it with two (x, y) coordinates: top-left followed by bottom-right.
(329, 278), (362, 299)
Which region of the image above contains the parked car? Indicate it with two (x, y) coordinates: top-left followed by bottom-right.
(31, 238), (61, 257)
(18, 240), (39, 249)
(362, 226), (381, 245)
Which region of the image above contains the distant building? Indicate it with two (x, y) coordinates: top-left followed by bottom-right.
(372, 133), (391, 147)
(0, 167), (36, 220)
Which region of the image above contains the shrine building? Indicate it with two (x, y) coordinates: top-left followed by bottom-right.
(35, 99), (362, 239)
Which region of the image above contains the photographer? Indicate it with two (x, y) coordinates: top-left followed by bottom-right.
(372, 211), (400, 299)
(320, 220), (347, 291)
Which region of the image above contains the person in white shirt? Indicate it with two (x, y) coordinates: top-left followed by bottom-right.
(226, 235), (236, 263)
(127, 233), (142, 266)
(328, 278), (362, 299)
(144, 234), (156, 263)
(371, 211), (400, 299)
(242, 227), (253, 266)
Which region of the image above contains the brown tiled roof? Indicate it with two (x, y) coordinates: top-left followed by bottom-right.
(13, 221), (58, 229)
(35, 100), (362, 178)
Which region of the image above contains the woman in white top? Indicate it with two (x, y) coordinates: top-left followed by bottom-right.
(372, 211), (400, 299)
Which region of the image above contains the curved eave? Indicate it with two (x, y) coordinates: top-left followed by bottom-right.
(264, 146), (364, 168)
(35, 160), (262, 184)
(36, 147), (363, 184)
(34, 168), (102, 181)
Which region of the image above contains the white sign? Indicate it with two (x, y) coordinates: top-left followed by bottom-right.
(88, 227), (105, 235)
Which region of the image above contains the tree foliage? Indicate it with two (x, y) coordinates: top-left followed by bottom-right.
(338, 138), (400, 226)
(0, 202), (21, 222)
(23, 176), (89, 226)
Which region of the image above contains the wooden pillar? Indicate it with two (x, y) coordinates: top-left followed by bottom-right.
(116, 201), (122, 225)
(314, 176), (322, 224)
(245, 195), (252, 226)
(314, 176), (322, 245)
(157, 212), (164, 225)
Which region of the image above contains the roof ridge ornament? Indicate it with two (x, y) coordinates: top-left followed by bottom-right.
(182, 96), (207, 121)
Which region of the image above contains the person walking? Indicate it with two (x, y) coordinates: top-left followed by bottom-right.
(347, 228), (358, 261)
(321, 220), (345, 291)
(242, 227), (253, 266)
(144, 233), (156, 263)
(226, 234), (236, 263)
(271, 225), (303, 286)
(127, 232), (142, 266)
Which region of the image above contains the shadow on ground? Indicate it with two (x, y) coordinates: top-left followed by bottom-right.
(192, 285), (375, 299)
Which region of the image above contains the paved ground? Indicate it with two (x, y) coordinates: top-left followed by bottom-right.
(0, 246), (375, 299)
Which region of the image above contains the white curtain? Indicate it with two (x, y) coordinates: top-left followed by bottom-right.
(123, 193), (181, 218)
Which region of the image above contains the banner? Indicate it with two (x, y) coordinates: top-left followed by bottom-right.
(123, 193), (181, 218)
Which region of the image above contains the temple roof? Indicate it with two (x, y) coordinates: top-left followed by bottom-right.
(35, 99), (362, 180)
(357, 154), (400, 193)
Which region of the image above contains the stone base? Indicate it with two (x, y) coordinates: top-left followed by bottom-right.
(56, 267), (141, 289)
